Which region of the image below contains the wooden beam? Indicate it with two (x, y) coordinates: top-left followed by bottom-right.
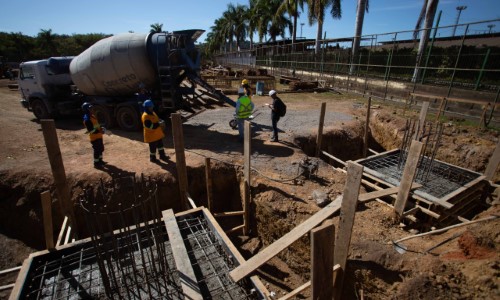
(333, 162), (363, 300)
(186, 192), (197, 209)
(363, 97), (372, 158)
(316, 102), (326, 158)
(394, 141), (423, 218)
(358, 183), (421, 202)
(171, 114), (189, 211)
(278, 264), (341, 300)
(311, 220), (335, 300)
(40, 191), (54, 249)
(0, 266), (21, 276)
(415, 101), (430, 140)
(226, 224), (245, 234)
(40, 120), (77, 235)
(162, 209), (202, 299)
(230, 196), (343, 282)
(484, 140), (500, 181)
(214, 211), (245, 217)
(0, 283), (15, 291)
(56, 216), (68, 247)
(322, 150), (346, 166)
(243, 120), (251, 235)
(205, 157), (213, 212)
(8, 256), (33, 300)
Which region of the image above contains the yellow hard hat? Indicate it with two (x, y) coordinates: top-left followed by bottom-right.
(241, 79), (249, 85)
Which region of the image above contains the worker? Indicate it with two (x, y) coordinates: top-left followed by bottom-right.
(265, 90), (286, 142)
(137, 82), (150, 104)
(141, 100), (168, 162)
(238, 79), (253, 98)
(82, 102), (106, 168)
(235, 92), (254, 142)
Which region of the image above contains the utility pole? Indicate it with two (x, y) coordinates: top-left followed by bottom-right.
(452, 6), (467, 37)
(300, 23), (305, 39)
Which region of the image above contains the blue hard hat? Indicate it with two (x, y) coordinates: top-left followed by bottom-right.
(82, 102), (92, 111)
(143, 99), (154, 108)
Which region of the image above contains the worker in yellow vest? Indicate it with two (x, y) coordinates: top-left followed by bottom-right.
(82, 102), (106, 168)
(235, 91), (254, 142)
(142, 100), (168, 162)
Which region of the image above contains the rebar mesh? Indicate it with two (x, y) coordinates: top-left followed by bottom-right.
(177, 215), (259, 299)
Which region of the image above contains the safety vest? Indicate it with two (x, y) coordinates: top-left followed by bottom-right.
(142, 111), (165, 143)
(84, 114), (103, 142)
(236, 95), (253, 119)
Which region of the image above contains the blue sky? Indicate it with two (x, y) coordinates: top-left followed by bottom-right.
(0, 0), (498, 43)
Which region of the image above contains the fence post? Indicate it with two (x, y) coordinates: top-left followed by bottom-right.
(316, 103), (327, 158)
(475, 48), (491, 91)
(447, 24), (469, 97)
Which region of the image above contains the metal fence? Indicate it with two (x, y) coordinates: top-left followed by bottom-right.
(214, 19), (500, 127)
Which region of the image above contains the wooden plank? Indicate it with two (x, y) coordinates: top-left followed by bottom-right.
(230, 196), (344, 282)
(163, 209), (202, 299)
(394, 141), (424, 217)
(358, 183), (421, 202)
(214, 211), (245, 217)
(171, 114), (189, 211)
(8, 256), (33, 300)
(226, 224), (245, 234)
(311, 220), (335, 300)
(243, 120), (251, 235)
(322, 150), (347, 166)
(205, 157), (213, 212)
(186, 192), (197, 209)
(64, 225), (72, 245)
(201, 208), (270, 299)
(333, 162), (363, 300)
(40, 120), (77, 235)
(277, 264), (341, 300)
(484, 140), (500, 181)
(316, 103), (326, 158)
(0, 283), (15, 291)
(0, 266), (21, 276)
(416, 101), (430, 140)
(363, 97), (372, 158)
(56, 216), (68, 247)
(40, 191), (54, 249)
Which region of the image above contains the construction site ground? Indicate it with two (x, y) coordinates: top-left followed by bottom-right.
(0, 77), (499, 299)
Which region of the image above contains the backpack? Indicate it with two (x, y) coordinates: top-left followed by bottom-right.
(275, 98), (287, 117)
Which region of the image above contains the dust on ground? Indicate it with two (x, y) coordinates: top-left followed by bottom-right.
(0, 78), (499, 299)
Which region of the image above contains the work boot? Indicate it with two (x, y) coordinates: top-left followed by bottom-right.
(159, 151), (169, 161)
(150, 155), (158, 163)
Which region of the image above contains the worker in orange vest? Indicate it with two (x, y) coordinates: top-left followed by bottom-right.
(82, 102), (106, 168)
(142, 100), (168, 162)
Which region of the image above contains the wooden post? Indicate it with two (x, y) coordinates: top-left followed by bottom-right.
(171, 114), (189, 211)
(40, 191), (54, 249)
(40, 120), (77, 236)
(363, 97), (372, 157)
(316, 102), (326, 158)
(333, 161), (363, 300)
(414, 101), (429, 141)
(205, 157), (213, 212)
(484, 140), (500, 181)
(243, 120), (251, 235)
(394, 141), (424, 218)
(311, 220), (335, 300)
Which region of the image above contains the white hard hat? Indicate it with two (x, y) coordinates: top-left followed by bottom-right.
(269, 90), (277, 96)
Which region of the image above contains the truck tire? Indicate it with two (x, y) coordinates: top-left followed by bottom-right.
(116, 106), (140, 131)
(92, 105), (115, 129)
(31, 99), (51, 120)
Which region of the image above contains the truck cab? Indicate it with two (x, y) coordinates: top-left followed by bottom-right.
(19, 57), (79, 119)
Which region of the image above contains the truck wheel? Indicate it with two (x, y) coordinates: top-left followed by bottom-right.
(92, 105), (114, 129)
(116, 106), (140, 131)
(31, 99), (50, 119)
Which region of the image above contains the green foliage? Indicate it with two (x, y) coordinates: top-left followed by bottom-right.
(0, 30), (109, 62)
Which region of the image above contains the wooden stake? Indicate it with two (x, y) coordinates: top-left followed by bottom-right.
(316, 102), (326, 158)
(311, 220), (335, 300)
(171, 114), (189, 211)
(484, 140), (500, 181)
(416, 101), (430, 140)
(394, 141), (424, 218)
(205, 158), (213, 212)
(363, 97), (372, 157)
(333, 161), (363, 299)
(40, 191), (54, 250)
(243, 120), (251, 235)
(40, 120), (77, 236)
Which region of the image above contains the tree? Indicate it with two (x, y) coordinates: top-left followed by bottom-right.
(37, 29), (58, 57)
(150, 23), (163, 33)
(308, 0), (342, 54)
(350, 0), (369, 74)
(412, 0), (439, 82)
(277, 0), (305, 46)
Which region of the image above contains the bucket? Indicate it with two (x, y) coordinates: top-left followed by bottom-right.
(256, 81), (264, 96)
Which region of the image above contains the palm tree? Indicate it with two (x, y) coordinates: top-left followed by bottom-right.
(246, 0), (260, 49)
(254, 0), (292, 43)
(150, 23), (163, 33)
(37, 29), (57, 56)
(412, 0), (439, 82)
(350, 0), (369, 74)
(308, 0), (342, 54)
(277, 0), (305, 46)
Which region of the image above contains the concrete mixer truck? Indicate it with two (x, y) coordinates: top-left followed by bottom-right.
(18, 30), (235, 130)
